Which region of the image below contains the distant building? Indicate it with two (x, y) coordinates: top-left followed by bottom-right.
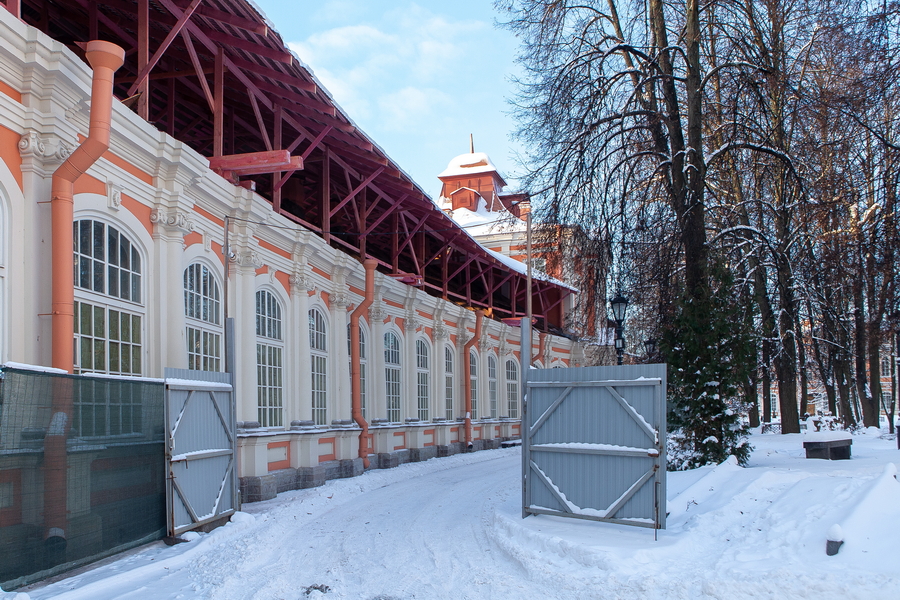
(437, 145), (612, 362)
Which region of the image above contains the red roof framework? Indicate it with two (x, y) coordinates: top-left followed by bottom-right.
(6, 0), (573, 333)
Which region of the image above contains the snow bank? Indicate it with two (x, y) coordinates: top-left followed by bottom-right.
(21, 433), (900, 600)
(804, 431), (853, 442)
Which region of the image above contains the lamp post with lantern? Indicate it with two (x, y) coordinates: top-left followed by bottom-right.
(610, 292), (629, 365)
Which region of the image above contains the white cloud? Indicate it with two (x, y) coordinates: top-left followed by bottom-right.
(278, 1), (522, 193)
(377, 87), (453, 132)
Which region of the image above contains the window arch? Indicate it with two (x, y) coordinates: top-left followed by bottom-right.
(416, 339), (430, 421)
(444, 346), (454, 420)
(256, 290), (283, 428)
(506, 359), (519, 419)
(488, 354), (498, 418)
(309, 307), (328, 425)
(184, 263), (222, 371)
(469, 351), (478, 420)
(73, 219), (144, 376)
(384, 331), (401, 422)
(348, 324), (368, 419)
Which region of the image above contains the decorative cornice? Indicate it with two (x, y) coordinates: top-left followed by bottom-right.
(290, 272), (311, 292)
(404, 317), (421, 333)
(150, 209), (194, 234)
(235, 249), (263, 269)
(369, 303), (387, 321)
(18, 131), (72, 165)
(331, 291), (351, 309)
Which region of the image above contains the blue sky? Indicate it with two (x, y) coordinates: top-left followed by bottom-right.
(251, 0), (525, 198)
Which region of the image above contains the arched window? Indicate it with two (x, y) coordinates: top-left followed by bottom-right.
(416, 339), (430, 421)
(309, 308), (328, 425)
(73, 219), (143, 376)
(488, 355), (498, 418)
(469, 351), (478, 420)
(506, 360), (519, 419)
(444, 346), (454, 420)
(256, 290), (283, 428)
(384, 331), (401, 422)
(348, 325), (368, 419)
(184, 263), (221, 371)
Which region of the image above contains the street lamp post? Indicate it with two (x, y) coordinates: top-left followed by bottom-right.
(644, 337), (657, 363)
(610, 292), (629, 366)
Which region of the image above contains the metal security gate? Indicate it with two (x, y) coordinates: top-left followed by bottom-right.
(164, 376), (237, 537)
(523, 364), (667, 529)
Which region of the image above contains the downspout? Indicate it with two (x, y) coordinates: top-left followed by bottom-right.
(350, 259), (377, 468)
(52, 40), (125, 371)
(463, 310), (484, 449)
(44, 41), (125, 551)
(534, 332), (547, 366)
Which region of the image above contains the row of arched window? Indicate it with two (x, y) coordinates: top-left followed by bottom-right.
(71, 218), (523, 431)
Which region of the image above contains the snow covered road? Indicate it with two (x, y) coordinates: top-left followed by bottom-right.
(17, 433), (900, 600)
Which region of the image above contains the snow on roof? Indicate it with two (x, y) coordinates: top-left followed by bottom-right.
(441, 194), (527, 236)
(484, 247), (577, 291)
(438, 152), (503, 180)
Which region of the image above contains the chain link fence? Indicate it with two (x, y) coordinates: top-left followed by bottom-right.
(0, 365), (166, 589)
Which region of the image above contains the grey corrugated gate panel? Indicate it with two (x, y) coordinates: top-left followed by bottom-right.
(163, 369), (237, 537)
(522, 364), (667, 529)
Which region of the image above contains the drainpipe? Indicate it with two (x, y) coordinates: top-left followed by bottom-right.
(350, 259), (378, 468)
(535, 332), (547, 367)
(44, 40), (125, 553)
(52, 40), (125, 371)
(463, 310), (484, 449)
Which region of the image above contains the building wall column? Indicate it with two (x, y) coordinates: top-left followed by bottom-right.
(149, 208), (192, 376)
(289, 266), (312, 423)
(234, 242), (261, 423)
(369, 296), (386, 421)
(329, 284), (350, 423)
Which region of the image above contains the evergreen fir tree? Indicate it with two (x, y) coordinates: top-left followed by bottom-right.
(662, 266), (754, 469)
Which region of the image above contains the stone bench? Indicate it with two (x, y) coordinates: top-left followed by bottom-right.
(803, 437), (851, 460)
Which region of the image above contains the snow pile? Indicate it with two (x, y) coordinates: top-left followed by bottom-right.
(21, 432), (900, 600)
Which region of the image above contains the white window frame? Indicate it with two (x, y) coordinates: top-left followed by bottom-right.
(444, 346), (454, 420)
(256, 289), (284, 428)
(416, 338), (430, 421)
(488, 354), (498, 418)
(385, 330), (402, 423)
(184, 262), (222, 372)
(72, 219), (145, 376)
(506, 359), (519, 419)
(309, 307), (328, 426)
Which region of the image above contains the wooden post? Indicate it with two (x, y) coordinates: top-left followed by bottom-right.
(359, 187), (367, 259)
(137, 0), (149, 119)
(391, 212), (399, 273)
(5, 0), (20, 18)
(442, 249), (449, 299)
(167, 78), (176, 136)
(213, 47), (224, 157)
(273, 105), (282, 211)
(322, 147), (331, 244)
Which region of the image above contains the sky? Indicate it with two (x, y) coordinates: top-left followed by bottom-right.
(250, 0), (526, 199)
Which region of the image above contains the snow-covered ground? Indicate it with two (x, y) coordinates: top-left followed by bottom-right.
(10, 429), (900, 600)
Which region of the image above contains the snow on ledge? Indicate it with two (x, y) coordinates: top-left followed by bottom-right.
(2, 361), (69, 374)
(804, 431), (852, 442)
